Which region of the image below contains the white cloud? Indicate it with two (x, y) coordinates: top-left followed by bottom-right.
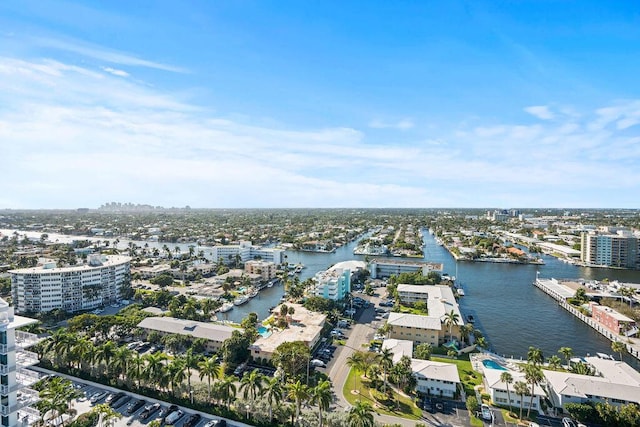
(524, 105), (555, 120)
(102, 67), (129, 77)
(31, 36), (185, 73)
(1, 55), (640, 208)
(369, 118), (414, 130)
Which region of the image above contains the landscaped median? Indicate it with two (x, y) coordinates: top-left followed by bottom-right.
(342, 367), (422, 420)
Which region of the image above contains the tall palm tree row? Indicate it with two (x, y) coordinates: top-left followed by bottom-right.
(38, 331), (345, 426)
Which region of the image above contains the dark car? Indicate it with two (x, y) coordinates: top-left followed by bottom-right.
(183, 413), (202, 427)
(126, 399), (146, 415)
(139, 403), (161, 420)
(111, 395), (131, 409)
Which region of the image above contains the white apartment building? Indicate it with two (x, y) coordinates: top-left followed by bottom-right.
(545, 356), (640, 410)
(0, 298), (43, 427)
(202, 241), (284, 265)
(312, 261), (364, 301)
(580, 230), (640, 269)
(368, 258), (443, 279)
(483, 366), (544, 411)
(382, 339), (460, 398)
(10, 255), (131, 314)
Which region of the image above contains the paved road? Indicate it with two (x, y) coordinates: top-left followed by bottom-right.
(327, 293), (473, 427)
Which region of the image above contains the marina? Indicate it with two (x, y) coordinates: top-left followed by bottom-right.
(533, 277), (640, 362)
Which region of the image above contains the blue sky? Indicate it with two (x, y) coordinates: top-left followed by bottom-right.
(1, 1), (639, 209)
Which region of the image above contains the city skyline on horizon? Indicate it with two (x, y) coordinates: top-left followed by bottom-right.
(1, 1), (639, 209)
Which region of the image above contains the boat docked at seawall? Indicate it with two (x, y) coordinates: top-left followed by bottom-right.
(248, 288), (259, 298)
(234, 295), (249, 306)
(219, 302), (234, 313)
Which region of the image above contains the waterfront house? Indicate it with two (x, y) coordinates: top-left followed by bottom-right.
(589, 302), (637, 336)
(382, 338), (460, 398)
(544, 356), (640, 410)
(137, 316), (238, 353)
(249, 303), (326, 362)
(483, 367), (544, 411)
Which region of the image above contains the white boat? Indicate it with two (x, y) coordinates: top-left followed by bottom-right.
(219, 302), (233, 313)
(248, 288), (258, 298)
(234, 295), (249, 306)
(457, 288), (465, 296)
(267, 281), (274, 288)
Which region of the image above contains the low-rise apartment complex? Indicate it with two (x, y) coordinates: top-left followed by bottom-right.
(137, 317), (238, 353)
(369, 258), (443, 279)
(249, 303), (326, 362)
(387, 284), (464, 346)
(10, 254), (131, 314)
(312, 261), (365, 300)
(244, 260), (277, 282)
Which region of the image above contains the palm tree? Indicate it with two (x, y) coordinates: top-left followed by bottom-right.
(96, 341), (117, 376)
(143, 352), (168, 386)
(459, 323), (474, 345)
(524, 363), (543, 418)
(310, 379), (333, 427)
(90, 403), (122, 427)
(240, 368), (265, 401)
(198, 356), (220, 399)
(167, 357), (187, 396)
(619, 286), (635, 307)
(128, 353), (145, 388)
(444, 309), (460, 341)
(181, 349), (201, 400)
(547, 355), (562, 370)
(346, 352), (365, 392)
(40, 377), (82, 426)
(612, 340), (627, 361)
(348, 400), (375, 427)
(113, 345), (133, 383)
(201, 298), (216, 320)
(378, 347), (394, 394)
(500, 372), (514, 414)
(513, 381), (529, 421)
(263, 376), (283, 422)
(286, 379), (310, 421)
(527, 346), (544, 367)
(219, 374), (238, 410)
(558, 346), (573, 367)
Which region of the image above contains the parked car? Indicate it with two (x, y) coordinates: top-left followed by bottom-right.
(106, 392), (125, 405)
(159, 404), (178, 421)
(90, 391), (107, 404)
(562, 418), (577, 427)
(183, 413), (202, 427)
(165, 410), (184, 425)
(111, 395), (131, 409)
(310, 359), (326, 367)
(481, 404), (492, 421)
(126, 399), (146, 415)
(139, 403), (161, 420)
(204, 420), (226, 427)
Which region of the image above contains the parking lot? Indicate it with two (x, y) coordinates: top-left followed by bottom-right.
(49, 374), (246, 427)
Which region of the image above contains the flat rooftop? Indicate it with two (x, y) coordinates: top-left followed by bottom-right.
(250, 303), (326, 355)
(137, 317), (238, 343)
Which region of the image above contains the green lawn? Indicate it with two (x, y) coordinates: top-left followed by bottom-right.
(432, 356), (482, 397)
(342, 368), (422, 420)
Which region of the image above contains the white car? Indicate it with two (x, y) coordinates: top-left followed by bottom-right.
(481, 404), (492, 421)
(90, 391), (107, 403)
(165, 410), (184, 425)
(310, 359), (326, 367)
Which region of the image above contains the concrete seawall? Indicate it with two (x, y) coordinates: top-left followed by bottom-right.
(533, 279), (640, 362)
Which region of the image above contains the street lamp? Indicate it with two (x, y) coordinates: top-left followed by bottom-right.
(245, 404), (250, 419)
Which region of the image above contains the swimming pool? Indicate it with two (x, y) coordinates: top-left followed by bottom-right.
(257, 326), (272, 338)
(482, 359), (507, 370)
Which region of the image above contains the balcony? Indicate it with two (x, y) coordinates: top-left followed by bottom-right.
(17, 369), (41, 387)
(0, 364), (16, 375)
(16, 350), (39, 367)
(16, 331), (42, 348)
(0, 383), (19, 395)
(0, 343), (16, 354)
